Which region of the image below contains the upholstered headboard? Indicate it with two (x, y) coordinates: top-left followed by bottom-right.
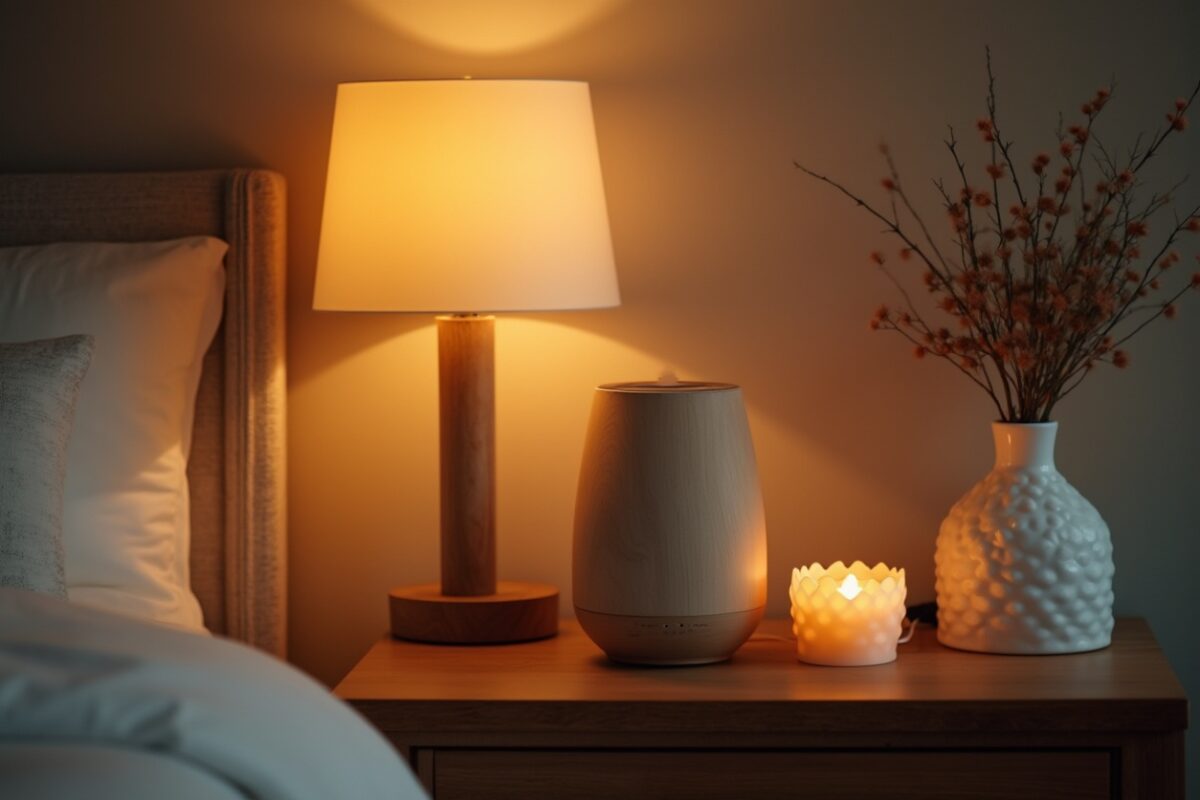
(0, 170), (288, 657)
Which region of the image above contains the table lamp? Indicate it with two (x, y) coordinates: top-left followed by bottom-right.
(314, 79), (619, 644)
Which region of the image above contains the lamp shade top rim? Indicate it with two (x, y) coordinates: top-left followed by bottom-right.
(334, 78), (590, 87)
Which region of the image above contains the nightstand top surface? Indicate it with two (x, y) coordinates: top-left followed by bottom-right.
(334, 618), (1186, 734)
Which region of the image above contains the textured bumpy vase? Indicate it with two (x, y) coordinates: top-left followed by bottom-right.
(935, 422), (1114, 654)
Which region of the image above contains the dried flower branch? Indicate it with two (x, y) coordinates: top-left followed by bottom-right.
(796, 49), (1200, 422)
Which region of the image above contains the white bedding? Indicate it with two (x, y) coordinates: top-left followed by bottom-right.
(0, 589), (427, 800)
(0, 743), (247, 800)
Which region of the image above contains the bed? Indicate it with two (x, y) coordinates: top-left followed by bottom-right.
(0, 169), (287, 654)
(0, 170), (425, 799)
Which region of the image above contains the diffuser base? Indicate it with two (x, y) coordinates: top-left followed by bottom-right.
(390, 581), (558, 644)
(576, 606), (763, 666)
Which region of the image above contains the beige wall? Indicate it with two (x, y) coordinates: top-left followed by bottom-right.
(3, 0), (1198, 776)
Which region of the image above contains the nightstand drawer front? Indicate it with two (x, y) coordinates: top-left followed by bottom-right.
(431, 749), (1111, 799)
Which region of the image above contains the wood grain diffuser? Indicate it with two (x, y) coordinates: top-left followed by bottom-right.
(573, 381), (767, 665)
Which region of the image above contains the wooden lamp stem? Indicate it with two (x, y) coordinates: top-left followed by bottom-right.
(387, 315), (559, 644)
(438, 314), (497, 596)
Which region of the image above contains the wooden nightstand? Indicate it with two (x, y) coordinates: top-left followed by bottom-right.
(335, 618), (1187, 799)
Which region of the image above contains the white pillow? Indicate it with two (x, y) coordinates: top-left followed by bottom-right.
(0, 237), (226, 629)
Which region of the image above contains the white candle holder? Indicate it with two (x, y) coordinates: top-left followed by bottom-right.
(789, 561), (907, 666)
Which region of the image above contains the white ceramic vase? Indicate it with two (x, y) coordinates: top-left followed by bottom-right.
(934, 422), (1114, 654)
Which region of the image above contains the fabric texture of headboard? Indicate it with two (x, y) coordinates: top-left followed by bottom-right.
(0, 170), (288, 657)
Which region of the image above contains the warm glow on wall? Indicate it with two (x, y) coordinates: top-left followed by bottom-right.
(347, 0), (622, 55)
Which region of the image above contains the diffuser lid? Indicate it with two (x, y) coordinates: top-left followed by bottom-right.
(598, 380), (737, 393)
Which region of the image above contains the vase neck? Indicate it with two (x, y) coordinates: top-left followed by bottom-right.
(992, 422), (1057, 470)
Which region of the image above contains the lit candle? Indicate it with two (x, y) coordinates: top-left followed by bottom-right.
(789, 561), (907, 666)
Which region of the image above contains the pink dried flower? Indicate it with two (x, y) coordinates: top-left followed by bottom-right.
(797, 56), (1200, 423)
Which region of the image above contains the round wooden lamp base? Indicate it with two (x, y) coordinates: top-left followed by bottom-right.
(389, 581), (559, 644)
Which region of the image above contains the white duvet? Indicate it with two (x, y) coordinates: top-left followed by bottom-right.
(0, 588), (427, 800)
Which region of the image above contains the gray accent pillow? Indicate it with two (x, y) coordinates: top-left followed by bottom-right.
(0, 335), (93, 596)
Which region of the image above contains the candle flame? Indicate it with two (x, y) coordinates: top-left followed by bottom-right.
(837, 573), (863, 600)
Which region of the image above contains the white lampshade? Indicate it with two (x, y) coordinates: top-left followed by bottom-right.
(313, 79), (620, 313)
